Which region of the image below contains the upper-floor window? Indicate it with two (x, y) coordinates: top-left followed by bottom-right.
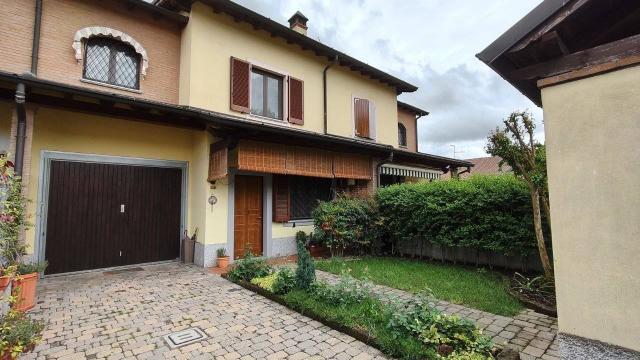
(83, 37), (141, 90)
(354, 97), (376, 139)
(398, 123), (407, 147)
(251, 68), (283, 120)
(230, 57), (304, 125)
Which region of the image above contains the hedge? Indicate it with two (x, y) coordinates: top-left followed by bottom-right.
(312, 175), (545, 259)
(375, 175), (539, 257)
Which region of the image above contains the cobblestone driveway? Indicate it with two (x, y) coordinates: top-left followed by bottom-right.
(25, 263), (386, 360)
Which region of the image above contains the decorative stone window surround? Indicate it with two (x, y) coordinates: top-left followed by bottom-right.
(72, 26), (149, 78)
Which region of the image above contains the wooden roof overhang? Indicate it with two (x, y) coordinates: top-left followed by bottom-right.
(160, 0), (418, 94)
(477, 0), (640, 106)
(0, 71), (470, 170)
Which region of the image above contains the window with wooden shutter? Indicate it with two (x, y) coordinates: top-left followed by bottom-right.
(272, 175), (290, 222)
(288, 77), (304, 125)
(230, 57), (251, 113)
(354, 98), (370, 138)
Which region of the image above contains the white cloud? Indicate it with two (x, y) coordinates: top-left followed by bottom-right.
(234, 0), (544, 158)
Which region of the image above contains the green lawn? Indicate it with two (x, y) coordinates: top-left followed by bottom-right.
(315, 257), (523, 316)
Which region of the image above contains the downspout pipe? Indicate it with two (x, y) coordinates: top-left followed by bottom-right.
(14, 83), (27, 177)
(31, 0), (43, 75)
(322, 55), (339, 134)
(376, 152), (394, 188)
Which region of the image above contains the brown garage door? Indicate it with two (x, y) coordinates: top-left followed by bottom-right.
(44, 160), (182, 274)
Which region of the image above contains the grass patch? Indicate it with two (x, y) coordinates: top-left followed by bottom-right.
(315, 257), (523, 316)
(283, 289), (435, 360)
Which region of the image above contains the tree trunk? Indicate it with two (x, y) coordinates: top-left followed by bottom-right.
(531, 189), (553, 278)
(540, 194), (552, 229)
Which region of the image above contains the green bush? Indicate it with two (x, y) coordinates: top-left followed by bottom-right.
(376, 174), (539, 257)
(295, 231), (315, 290)
(310, 272), (373, 305)
(388, 291), (493, 358)
(250, 273), (277, 291)
(16, 261), (48, 275)
(0, 309), (44, 358)
(227, 251), (272, 282)
(273, 267), (296, 295)
(312, 195), (382, 256)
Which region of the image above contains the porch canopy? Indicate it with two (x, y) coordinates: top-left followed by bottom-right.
(380, 164), (441, 180)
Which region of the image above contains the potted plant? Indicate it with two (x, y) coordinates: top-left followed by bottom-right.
(0, 307), (44, 359)
(216, 248), (229, 269)
(0, 266), (16, 292)
(305, 232), (328, 258)
(11, 262), (47, 313)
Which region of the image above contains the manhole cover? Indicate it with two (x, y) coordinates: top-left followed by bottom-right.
(163, 327), (207, 349)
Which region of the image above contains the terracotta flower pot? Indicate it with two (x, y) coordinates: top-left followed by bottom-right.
(217, 256), (229, 269)
(0, 275), (11, 289)
(12, 272), (38, 312)
(307, 245), (328, 258)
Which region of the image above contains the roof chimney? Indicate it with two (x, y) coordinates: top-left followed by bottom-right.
(288, 11), (308, 35)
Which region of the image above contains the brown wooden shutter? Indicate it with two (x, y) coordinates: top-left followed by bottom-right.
(272, 175), (290, 222)
(288, 77), (304, 125)
(230, 57), (251, 113)
(354, 98), (370, 138)
(208, 141), (228, 182)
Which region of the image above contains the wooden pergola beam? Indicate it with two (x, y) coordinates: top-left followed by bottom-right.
(511, 33), (640, 80)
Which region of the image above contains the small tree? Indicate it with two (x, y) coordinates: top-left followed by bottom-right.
(486, 111), (553, 278)
(295, 231), (315, 290)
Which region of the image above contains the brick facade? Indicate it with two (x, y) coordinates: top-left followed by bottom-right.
(0, 0), (36, 74)
(0, 0), (182, 104)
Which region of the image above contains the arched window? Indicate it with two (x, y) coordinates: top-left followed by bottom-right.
(398, 123), (407, 147)
(83, 37), (141, 90)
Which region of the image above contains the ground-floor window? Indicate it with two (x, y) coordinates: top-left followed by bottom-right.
(380, 174), (406, 187)
(289, 176), (332, 219)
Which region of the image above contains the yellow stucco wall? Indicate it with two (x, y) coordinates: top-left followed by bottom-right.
(24, 107), (217, 252)
(181, 2), (399, 147)
(272, 223), (314, 239)
(542, 65), (640, 351)
(0, 101), (12, 152)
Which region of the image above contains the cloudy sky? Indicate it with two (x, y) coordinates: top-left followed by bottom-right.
(234, 0), (545, 159)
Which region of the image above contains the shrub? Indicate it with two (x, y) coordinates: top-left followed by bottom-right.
(273, 267), (296, 295)
(312, 195), (382, 256)
(0, 157), (30, 266)
(376, 174), (541, 258)
(310, 271), (374, 305)
(227, 251), (271, 282)
(250, 273), (277, 291)
(388, 291), (493, 358)
(295, 231), (315, 290)
(16, 261), (48, 275)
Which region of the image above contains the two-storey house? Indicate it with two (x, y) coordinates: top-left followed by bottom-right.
(0, 0), (471, 273)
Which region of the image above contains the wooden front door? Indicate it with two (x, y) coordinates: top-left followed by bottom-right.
(234, 175), (263, 259)
(45, 160), (182, 274)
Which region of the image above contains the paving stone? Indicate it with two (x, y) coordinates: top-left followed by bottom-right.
(27, 264), (386, 360)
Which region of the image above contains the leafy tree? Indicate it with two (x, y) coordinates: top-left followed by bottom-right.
(486, 111), (553, 278)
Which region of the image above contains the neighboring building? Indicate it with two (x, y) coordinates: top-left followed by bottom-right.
(0, 0), (470, 273)
(479, 0), (640, 358)
(444, 156), (512, 179)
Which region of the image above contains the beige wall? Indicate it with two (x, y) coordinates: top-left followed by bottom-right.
(398, 108), (417, 152)
(24, 107), (214, 252)
(181, 2), (399, 147)
(542, 65), (640, 351)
